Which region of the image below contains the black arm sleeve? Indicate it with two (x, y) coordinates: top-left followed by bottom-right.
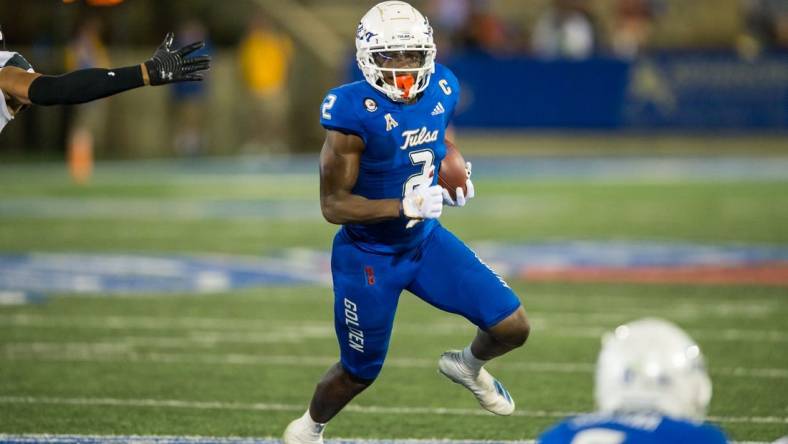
(28, 65), (145, 106)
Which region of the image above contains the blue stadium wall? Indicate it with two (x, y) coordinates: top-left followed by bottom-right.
(349, 52), (788, 130)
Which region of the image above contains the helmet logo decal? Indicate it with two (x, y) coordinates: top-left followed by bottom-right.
(356, 23), (378, 43)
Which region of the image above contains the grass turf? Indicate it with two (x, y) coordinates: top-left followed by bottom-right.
(0, 159), (786, 441)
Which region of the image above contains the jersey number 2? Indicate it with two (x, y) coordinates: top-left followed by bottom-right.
(322, 94), (337, 120)
(403, 149), (434, 196)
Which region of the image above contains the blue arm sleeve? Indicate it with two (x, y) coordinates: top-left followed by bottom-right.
(319, 88), (366, 143)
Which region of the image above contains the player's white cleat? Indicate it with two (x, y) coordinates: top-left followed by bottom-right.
(438, 350), (515, 416)
(283, 411), (326, 444)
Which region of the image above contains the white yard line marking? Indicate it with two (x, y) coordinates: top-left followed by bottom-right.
(0, 396), (784, 426)
(0, 435), (774, 444)
(0, 437), (536, 444)
(0, 437), (532, 444)
(1, 314), (786, 342)
(3, 344), (787, 379)
(544, 327), (788, 343)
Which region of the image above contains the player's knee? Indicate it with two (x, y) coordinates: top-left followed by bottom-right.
(510, 315), (530, 348)
(343, 368), (376, 388)
(316, 363), (375, 398)
(497, 307), (530, 348)
(336, 363), (376, 388)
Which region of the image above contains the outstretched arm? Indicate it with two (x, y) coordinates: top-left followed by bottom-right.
(0, 33), (210, 107)
(26, 65), (147, 106)
(0, 66), (40, 105)
(319, 130), (402, 225)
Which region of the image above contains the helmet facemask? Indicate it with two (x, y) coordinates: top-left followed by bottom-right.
(358, 44), (436, 102)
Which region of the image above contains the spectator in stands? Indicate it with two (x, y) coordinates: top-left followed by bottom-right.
(64, 16), (110, 157)
(531, 0), (599, 60)
(238, 11), (293, 153)
(464, 1), (514, 55)
(611, 0), (659, 59)
(425, 0), (473, 57)
(739, 0), (788, 56)
(428, 0), (518, 57)
(170, 19), (210, 157)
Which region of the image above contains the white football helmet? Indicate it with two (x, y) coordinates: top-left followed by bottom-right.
(594, 318), (712, 421)
(356, 1), (437, 102)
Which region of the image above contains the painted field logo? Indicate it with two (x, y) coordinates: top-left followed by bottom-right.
(344, 297), (365, 353)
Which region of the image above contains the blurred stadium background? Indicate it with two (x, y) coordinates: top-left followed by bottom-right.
(0, 0), (786, 443)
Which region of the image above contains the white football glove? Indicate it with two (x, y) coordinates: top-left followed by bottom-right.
(402, 166), (443, 229)
(442, 161), (475, 207)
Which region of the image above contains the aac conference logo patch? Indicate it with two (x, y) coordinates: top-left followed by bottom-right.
(364, 98), (378, 112)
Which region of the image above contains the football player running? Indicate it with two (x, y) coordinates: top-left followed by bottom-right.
(283, 2), (530, 443)
(0, 31), (209, 134)
(538, 318), (729, 444)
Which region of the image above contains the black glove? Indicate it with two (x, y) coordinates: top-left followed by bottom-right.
(144, 32), (211, 85)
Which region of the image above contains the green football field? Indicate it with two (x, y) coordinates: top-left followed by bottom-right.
(0, 155), (786, 442)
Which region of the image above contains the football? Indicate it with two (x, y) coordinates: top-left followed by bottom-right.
(439, 139), (468, 201)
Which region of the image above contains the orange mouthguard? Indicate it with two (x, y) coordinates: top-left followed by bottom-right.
(396, 75), (415, 98)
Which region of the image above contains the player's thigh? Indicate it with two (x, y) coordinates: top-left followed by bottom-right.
(331, 231), (409, 380)
(408, 225), (522, 330)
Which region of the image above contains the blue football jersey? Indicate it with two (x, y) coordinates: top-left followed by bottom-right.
(538, 412), (728, 444)
(319, 63), (461, 254)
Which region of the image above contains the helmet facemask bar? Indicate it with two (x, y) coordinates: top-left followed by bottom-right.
(358, 43), (436, 102)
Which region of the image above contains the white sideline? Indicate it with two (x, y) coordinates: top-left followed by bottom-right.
(0, 434), (774, 444)
(0, 396), (785, 425)
(4, 345), (787, 379)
